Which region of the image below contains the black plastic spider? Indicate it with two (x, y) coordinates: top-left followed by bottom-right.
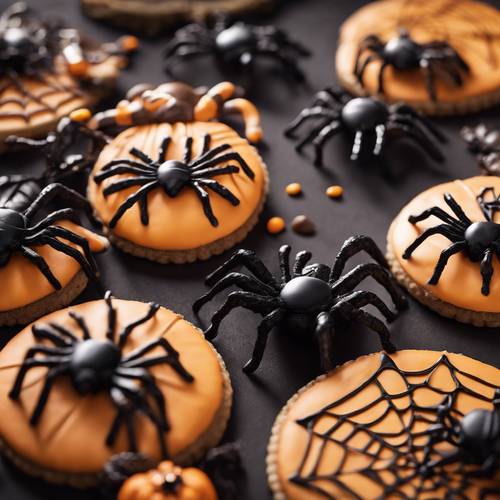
(0, 182), (100, 290)
(193, 236), (407, 373)
(94, 133), (254, 228)
(164, 16), (310, 82)
(403, 188), (500, 296)
(8, 292), (194, 456)
(462, 124), (500, 176)
(285, 87), (445, 166)
(354, 29), (469, 101)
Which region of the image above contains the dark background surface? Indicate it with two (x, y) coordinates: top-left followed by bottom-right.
(0, 0), (499, 498)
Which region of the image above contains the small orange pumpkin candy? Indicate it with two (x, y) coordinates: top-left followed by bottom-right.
(118, 460), (218, 500)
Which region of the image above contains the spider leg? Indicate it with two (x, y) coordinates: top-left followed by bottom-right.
(243, 308), (286, 373)
(190, 144), (232, 168)
(330, 300), (396, 353)
(107, 387), (137, 451)
(408, 206), (467, 230)
(47, 322), (80, 343)
(164, 39), (209, 58)
(192, 181), (218, 226)
(312, 121), (342, 166)
(118, 302), (160, 348)
(480, 248), (494, 296)
(376, 61), (389, 94)
(203, 291), (282, 341)
(330, 263), (407, 310)
(204, 249), (279, 289)
(428, 241), (468, 285)
(443, 193), (473, 225)
(279, 245), (292, 283)
(420, 59), (437, 101)
(338, 289), (398, 323)
(191, 165), (240, 178)
(20, 245), (61, 290)
(158, 136), (171, 162)
(355, 54), (376, 86)
(293, 250), (313, 276)
(193, 272), (277, 313)
(314, 311), (334, 372)
(255, 46), (306, 81)
(99, 159), (157, 173)
(164, 47), (212, 73)
(330, 235), (388, 283)
(31, 325), (72, 348)
(195, 152), (255, 179)
(105, 291), (117, 342)
(403, 225), (461, 259)
(25, 208), (80, 234)
(109, 181), (158, 228)
(184, 136), (193, 163)
(389, 103), (446, 143)
(102, 177), (154, 196)
(68, 311), (91, 339)
(284, 107), (338, 137)
(350, 130), (366, 161)
(195, 179), (239, 206)
(94, 166), (156, 184)
(373, 124), (386, 156)
(129, 148), (154, 165)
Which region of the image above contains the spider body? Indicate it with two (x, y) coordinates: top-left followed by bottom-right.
(164, 17), (310, 82)
(9, 293), (194, 455)
(354, 29), (469, 101)
(462, 124), (500, 176)
(403, 188), (500, 295)
(0, 182), (100, 289)
(285, 87), (445, 166)
(193, 236), (407, 373)
(94, 133), (254, 228)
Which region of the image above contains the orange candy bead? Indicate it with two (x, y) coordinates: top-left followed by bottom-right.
(266, 217), (286, 234)
(326, 185), (344, 198)
(120, 35), (139, 52)
(69, 108), (92, 122)
(285, 183), (302, 196)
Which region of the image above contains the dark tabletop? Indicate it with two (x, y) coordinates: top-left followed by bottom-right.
(0, 0), (499, 498)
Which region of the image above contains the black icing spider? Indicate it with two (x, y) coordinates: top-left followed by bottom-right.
(462, 124), (500, 176)
(0, 182), (99, 289)
(193, 236), (407, 373)
(285, 87), (445, 166)
(94, 133), (254, 228)
(9, 292), (194, 456)
(354, 29), (469, 101)
(164, 16), (310, 82)
(403, 188), (500, 296)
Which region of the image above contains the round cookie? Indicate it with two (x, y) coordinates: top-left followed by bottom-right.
(267, 349), (500, 500)
(387, 176), (500, 326)
(336, 0), (500, 115)
(88, 121), (269, 263)
(0, 297), (232, 487)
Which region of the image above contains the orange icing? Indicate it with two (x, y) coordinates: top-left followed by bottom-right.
(88, 121), (266, 251)
(389, 176), (500, 313)
(0, 299), (226, 474)
(274, 350), (500, 499)
(336, 0), (500, 105)
(0, 221), (108, 312)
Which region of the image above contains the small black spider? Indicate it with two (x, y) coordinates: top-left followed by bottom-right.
(164, 16), (310, 82)
(193, 236), (407, 373)
(403, 188), (500, 296)
(94, 133), (254, 228)
(8, 292), (194, 456)
(354, 29), (469, 101)
(285, 87), (445, 166)
(462, 124), (500, 176)
(0, 182), (100, 289)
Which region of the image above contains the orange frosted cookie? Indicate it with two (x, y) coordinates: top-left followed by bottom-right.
(0, 295), (232, 487)
(387, 176), (500, 326)
(267, 350), (500, 499)
(336, 0), (500, 115)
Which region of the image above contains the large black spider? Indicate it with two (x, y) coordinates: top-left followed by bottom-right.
(193, 236), (407, 373)
(403, 187), (500, 296)
(354, 29), (469, 101)
(8, 292), (194, 456)
(462, 124), (500, 176)
(93, 133), (254, 228)
(285, 87), (445, 166)
(164, 16), (310, 82)
(0, 182), (100, 290)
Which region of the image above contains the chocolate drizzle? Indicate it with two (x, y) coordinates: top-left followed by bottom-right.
(291, 352), (500, 499)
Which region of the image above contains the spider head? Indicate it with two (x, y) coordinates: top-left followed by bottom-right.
(215, 23), (256, 61)
(341, 98), (389, 132)
(464, 221), (500, 261)
(158, 160), (190, 197)
(70, 339), (121, 394)
(280, 276), (331, 314)
(0, 208), (27, 266)
(383, 30), (420, 70)
(459, 408), (500, 465)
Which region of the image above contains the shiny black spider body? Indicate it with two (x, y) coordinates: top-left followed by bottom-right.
(94, 133), (254, 228)
(193, 236), (407, 373)
(285, 87), (445, 166)
(403, 188), (500, 296)
(164, 17), (310, 82)
(462, 124), (500, 176)
(8, 292), (194, 456)
(354, 29), (469, 101)
(0, 182), (99, 289)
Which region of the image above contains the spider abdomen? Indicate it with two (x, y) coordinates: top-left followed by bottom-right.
(280, 276), (331, 314)
(460, 408), (500, 464)
(215, 24), (256, 59)
(340, 98), (389, 131)
(464, 221), (500, 260)
(158, 160), (190, 197)
(0, 208), (27, 265)
(383, 36), (420, 70)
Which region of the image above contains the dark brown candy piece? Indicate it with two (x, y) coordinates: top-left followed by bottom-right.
(292, 215), (316, 236)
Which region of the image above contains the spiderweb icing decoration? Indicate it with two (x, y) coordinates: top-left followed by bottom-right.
(290, 353), (500, 499)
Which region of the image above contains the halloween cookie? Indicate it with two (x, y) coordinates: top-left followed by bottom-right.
(387, 176), (500, 326)
(0, 183), (107, 326)
(267, 349), (500, 499)
(0, 2), (137, 151)
(336, 0), (500, 115)
(81, 0), (276, 36)
(0, 294), (232, 487)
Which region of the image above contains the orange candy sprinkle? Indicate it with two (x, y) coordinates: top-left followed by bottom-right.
(285, 183), (302, 196)
(326, 185), (344, 198)
(266, 217), (286, 234)
(121, 35), (139, 52)
(69, 108), (92, 122)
